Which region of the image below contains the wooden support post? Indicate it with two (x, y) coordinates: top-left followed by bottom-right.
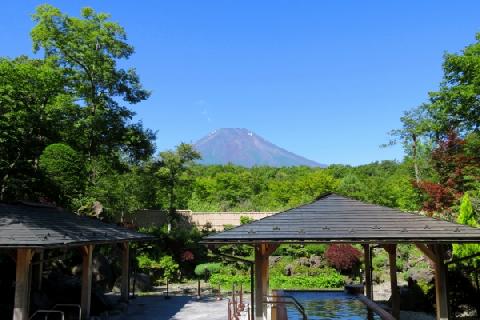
(432, 245), (449, 320)
(80, 245), (94, 320)
(417, 244), (449, 320)
(13, 248), (33, 320)
(384, 244), (400, 319)
(363, 244), (373, 300)
(121, 242), (130, 302)
(254, 243), (277, 320)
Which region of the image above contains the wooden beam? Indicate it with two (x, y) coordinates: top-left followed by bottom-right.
(363, 244), (373, 300)
(431, 245), (449, 320)
(415, 243), (436, 263)
(384, 244), (400, 319)
(80, 245), (94, 320)
(121, 242), (130, 302)
(263, 243), (279, 257)
(255, 244), (271, 320)
(13, 248), (33, 320)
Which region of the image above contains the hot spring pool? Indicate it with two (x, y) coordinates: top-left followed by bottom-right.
(284, 291), (382, 320)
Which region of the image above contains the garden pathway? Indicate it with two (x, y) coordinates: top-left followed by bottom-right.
(109, 295), (228, 320)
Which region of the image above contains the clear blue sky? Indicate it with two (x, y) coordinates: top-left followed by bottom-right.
(1, 1), (479, 165)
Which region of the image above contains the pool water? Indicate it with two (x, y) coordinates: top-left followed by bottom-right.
(285, 291), (381, 320)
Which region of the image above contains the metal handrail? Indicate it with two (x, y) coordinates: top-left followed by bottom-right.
(53, 304), (82, 320)
(264, 295), (308, 320)
(29, 310), (64, 320)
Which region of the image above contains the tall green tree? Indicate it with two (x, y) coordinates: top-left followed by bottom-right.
(31, 5), (155, 182)
(155, 143), (201, 222)
(429, 32), (480, 133)
(0, 57), (74, 201)
(386, 104), (432, 183)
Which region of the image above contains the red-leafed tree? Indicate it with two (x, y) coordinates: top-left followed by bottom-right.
(415, 131), (480, 218)
(325, 244), (362, 271)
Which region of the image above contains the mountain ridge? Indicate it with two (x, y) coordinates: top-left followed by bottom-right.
(194, 128), (325, 167)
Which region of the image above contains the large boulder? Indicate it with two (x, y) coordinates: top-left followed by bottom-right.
(72, 254), (115, 291)
(309, 255), (325, 268)
(113, 273), (152, 293)
(284, 264), (294, 276)
(42, 271), (112, 317)
(297, 257), (310, 267)
(397, 278), (432, 312)
(92, 254), (115, 290)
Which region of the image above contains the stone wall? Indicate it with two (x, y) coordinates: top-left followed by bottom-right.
(127, 210), (275, 231)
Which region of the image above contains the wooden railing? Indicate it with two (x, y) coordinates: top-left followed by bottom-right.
(264, 294), (308, 320)
(356, 295), (396, 320)
(228, 284), (251, 320)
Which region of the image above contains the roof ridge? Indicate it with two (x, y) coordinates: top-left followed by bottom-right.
(17, 201), (60, 209)
(211, 192), (335, 234)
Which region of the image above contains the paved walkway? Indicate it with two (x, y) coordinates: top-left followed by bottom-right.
(109, 295), (228, 320)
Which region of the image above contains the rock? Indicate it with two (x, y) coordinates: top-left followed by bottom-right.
(408, 268), (434, 284)
(72, 254), (115, 291)
(397, 280), (432, 312)
(284, 264), (294, 276)
(309, 255), (324, 267)
(42, 271), (113, 316)
(113, 273), (152, 293)
(345, 284), (364, 295)
(269, 256), (281, 266)
(297, 257), (310, 267)
(92, 254), (115, 290)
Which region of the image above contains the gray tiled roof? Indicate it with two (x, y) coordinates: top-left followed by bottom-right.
(203, 193), (480, 244)
(0, 202), (154, 248)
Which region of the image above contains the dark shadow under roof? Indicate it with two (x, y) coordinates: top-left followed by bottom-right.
(0, 202), (154, 248)
(203, 193), (480, 244)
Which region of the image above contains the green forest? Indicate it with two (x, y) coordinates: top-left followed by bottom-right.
(1, 5), (480, 317)
(2, 5), (479, 223)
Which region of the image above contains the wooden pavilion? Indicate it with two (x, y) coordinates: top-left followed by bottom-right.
(0, 202), (154, 320)
(203, 193), (480, 320)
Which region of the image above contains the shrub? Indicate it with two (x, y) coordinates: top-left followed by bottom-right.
(209, 273), (251, 289)
(325, 244), (361, 271)
(304, 244), (328, 256)
(372, 252), (388, 270)
(240, 216), (255, 225)
(194, 263), (222, 278)
(270, 272), (344, 289)
(158, 256), (180, 281)
(137, 254), (179, 281)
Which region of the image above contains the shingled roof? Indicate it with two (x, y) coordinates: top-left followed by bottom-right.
(203, 193), (480, 244)
(0, 202), (154, 248)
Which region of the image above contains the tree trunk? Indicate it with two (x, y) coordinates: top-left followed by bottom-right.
(412, 134), (421, 183)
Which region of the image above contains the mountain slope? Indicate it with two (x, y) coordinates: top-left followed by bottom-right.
(194, 128), (324, 167)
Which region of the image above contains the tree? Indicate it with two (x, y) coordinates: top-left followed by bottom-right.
(155, 143), (201, 223)
(386, 104), (432, 183)
(429, 32), (480, 133)
(415, 132), (480, 217)
(0, 57), (74, 201)
(39, 143), (85, 205)
(31, 5), (154, 182)
(325, 244), (362, 272)
(453, 194), (480, 267)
